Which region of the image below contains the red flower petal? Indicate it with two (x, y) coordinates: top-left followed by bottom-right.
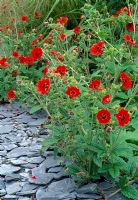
(97, 109), (111, 125)
(66, 86), (80, 98)
(115, 109), (130, 127)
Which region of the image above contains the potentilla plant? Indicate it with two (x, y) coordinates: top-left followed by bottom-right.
(4, 2), (138, 199)
(0, 11), (48, 101)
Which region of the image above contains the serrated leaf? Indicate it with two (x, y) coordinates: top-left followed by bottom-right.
(42, 136), (58, 151)
(123, 131), (138, 141)
(117, 92), (128, 99)
(119, 176), (129, 188)
(121, 185), (138, 200)
(109, 165), (120, 178)
(93, 154), (102, 167)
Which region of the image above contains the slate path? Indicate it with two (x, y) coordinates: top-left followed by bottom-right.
(0, 102), (125, 200)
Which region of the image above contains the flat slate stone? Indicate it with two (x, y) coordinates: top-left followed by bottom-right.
(0, 179), (5, 190)
(7, 147), (36, 158)
(76, 193), (102, 199)
(28, 156), (44, 164)
(77, 183), (97, 194)
(54, 170), (67, 180)
(0, 150), (7, 156)
(0, 189), (6, 196)
(3, 194), (17, 199)
(36, 188), (76, 200)
(10, 158), (28, 165)
(28, 118), (45, 126)
(5, 174), (21, 182)
(18, 197), (30, 200)
(0, 125), (12, 134)
(22, 163), (37, 169)
(29, 170), (54, 185)
(2, 143), (17, 151)
(39, 157), (62, 169)
(0, 164), (20, 176)
(48, 166), (64, 173)
(6, 182), (22, 195)
(48, 178), (76, 193)
(19, 182), (38, 193)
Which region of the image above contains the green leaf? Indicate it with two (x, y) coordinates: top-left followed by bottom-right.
(121, 185), (138, 200)
(109, 165), (120, 178)
(29, 105), (42, 114)
(117, 92), (128, 99)
(42, 136), (58, 151)
(93, 154), (102, 167)
(127, 156), (138, 175)
(123, 131), (138, 141)
(119, 176), (129, 188)
(105, 61), (116, 74)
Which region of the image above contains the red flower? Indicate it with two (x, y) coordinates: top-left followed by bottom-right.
(120, 72), (132, 90)
(116, 7), (132, 16)
(89, 80), (103, 90)
(12, 51), (19, 58)
(0, 57), (9, 67)
(54, 65), (66, 77)
(126, 22), (135, 32)
(115, 109), (130, 127)
(37, 78), (50, 94)
(7, 90), (16, 99)
(102, 94), (111, 104)
(97, 109), (111, 125)
(34, 11), (40, 18)
(21, 16), (28, 22)
(31, 47), (43, 60)
(73, 26), (81, 34)
(124, 34), (136, 46)
(18, 56), (26, 64)
(89, 41), (105, 56)
(66, 86), (80, 98)
(42, 67), (49, 76)
(57, 33), (66, 41)
(57, 17), (68, 26)
(25, 56), (34, 65)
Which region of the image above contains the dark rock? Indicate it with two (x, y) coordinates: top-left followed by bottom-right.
(77, 183), (97, 194)
(76, 193), (102, 199)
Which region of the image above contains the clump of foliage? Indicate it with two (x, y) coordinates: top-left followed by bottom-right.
(0, 0), (138, 199)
